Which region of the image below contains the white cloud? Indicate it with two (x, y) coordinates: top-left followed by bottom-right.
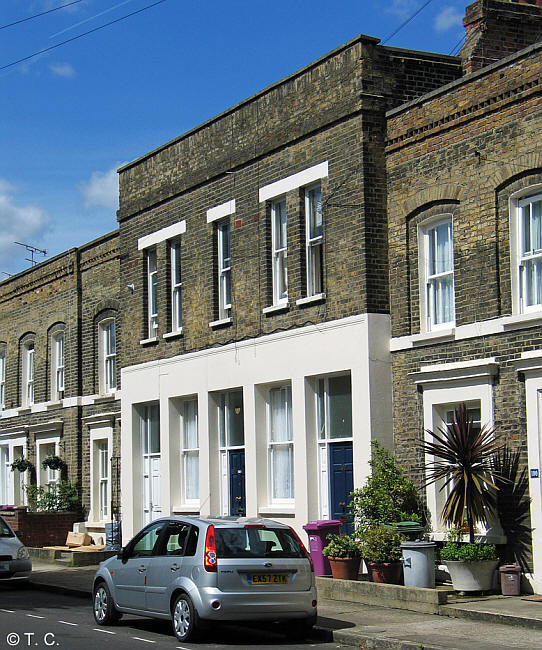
(0, 181), (49, 266)
(80, 167), (119, 210)
(435, 6), (463, 33)
(49, 62), (76, 78)
(387, 0), (420, 19)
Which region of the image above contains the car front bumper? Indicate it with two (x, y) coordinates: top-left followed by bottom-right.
(0, 559), (32, 580)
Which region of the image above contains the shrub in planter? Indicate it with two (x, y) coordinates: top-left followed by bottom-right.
(24, 481), (81, 513)
(10, 457), (32, 472)
(440, 542), (498, 592)
(359, 525), (405, 584)
(322, 533), (362, 580)
(424, 404), (504, 592)
(350, 441), (424, 534)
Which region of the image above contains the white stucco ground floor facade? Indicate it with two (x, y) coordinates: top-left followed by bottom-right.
(120, 313), (393, 540)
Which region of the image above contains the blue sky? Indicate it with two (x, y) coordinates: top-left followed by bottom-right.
(1, 0), (466, 276)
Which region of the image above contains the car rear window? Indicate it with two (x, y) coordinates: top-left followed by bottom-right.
(215, 527), (305, 559)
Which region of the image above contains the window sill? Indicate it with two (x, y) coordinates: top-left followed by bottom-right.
(140, 336), (159, 346)
(258, 505), (296, 517)
(262, 302), (289, 315)
(296, 293), (326, 306)
(209, 317), (232, 329)
(94, 393), (117, 404)
(46, 400), (62, 411)
(429, 531), (507, 545)
(172, 504), (200, 514)
(163, 329), (183, 339)
(502, 311), (542, 330)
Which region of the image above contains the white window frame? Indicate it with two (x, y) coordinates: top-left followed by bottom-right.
(271, 198), (288, 305)
(170, 240), (182, 332)
(180, 398), (199, 506)
(517, 192), (542, 314)
(419, 215), (455, 332)
(147, 248), (158, 337)
(99, 319), (116, 394)
(22, 342), (35, 407)
(51, 332), (65, 400)
(36, 437), (60, 491)
(0, 436), (27, 506)
(305, 184), (323, 297)
(0, 348), (5, 410)
(267, 385), (294, 504)
(89, 425), (112, 524)
(217, 221), (232, 319)
(0, 444), (9, 505)
(413, 359), (502, 540)
(315, 374), (353, 519)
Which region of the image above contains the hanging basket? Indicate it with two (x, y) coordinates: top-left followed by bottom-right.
(11, 458), (33, 473)
(41, 455), (65, 471)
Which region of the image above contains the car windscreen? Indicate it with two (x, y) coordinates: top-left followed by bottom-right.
(0, 517), (14, 538)
(215, 527), (305, 559)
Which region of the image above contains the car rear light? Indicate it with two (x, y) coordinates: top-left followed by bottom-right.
(204, 524), (217, 572)
(288, 526), (314, 572)
(244, 524), (265, 529)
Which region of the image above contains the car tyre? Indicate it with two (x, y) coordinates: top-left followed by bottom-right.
(93, 581), (122, 625)
(172, 593), (199, 642)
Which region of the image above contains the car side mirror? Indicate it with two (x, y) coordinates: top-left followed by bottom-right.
(117, 547), (127, 562)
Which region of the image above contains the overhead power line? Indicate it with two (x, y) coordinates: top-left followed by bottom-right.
(381, 0), (436, 45)
(0, 0), (167, 72)
(0, 1), (85, 32)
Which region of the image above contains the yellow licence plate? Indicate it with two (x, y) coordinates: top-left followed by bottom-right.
(248, 573), (288, 584)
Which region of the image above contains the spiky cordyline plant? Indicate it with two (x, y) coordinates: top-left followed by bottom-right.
(423, 403), (504, 544)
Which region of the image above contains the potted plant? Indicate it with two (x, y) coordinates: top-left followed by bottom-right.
(322, 533), (362, 580)
(359, 525), (405, 584)
(350, 440), (424, 533)
(41, 455), (65, 472)
(424, 403), (503, 592)
(10, 457), (33, 473)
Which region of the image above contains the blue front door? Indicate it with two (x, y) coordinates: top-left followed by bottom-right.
(330, 442), (353, 534)
(229, 450), (246, 516)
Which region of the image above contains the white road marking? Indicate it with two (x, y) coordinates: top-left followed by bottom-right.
(0, 609), (14, 613)
(132, 637), (156, 644)
(26, 614), (45, 619)
(93, 628), (116, 634)
(58, 620), (78, 626)
(176, 647), (191, 650)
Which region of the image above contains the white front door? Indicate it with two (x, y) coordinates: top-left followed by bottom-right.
(141, 405), (161, 525)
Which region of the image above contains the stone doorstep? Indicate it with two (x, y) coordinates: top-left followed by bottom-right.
(28, 547), (116, 567)
(316, 575), (454, 614)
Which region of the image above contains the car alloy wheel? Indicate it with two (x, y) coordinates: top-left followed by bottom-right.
(93, 582), (121, 625)
(172, 594), (197, 642)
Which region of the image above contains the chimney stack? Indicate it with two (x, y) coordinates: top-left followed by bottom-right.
(460, 0), (542, 74)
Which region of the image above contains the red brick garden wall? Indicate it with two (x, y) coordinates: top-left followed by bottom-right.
(1, 507), (78, 547)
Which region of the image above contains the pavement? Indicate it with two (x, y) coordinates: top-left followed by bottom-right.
(29, 561), (542, 649)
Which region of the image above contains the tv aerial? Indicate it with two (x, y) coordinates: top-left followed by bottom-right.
(14, 241), (47, 266)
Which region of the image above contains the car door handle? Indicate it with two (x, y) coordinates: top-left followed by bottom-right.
(138, 565), (146, 573)
(170, 564), (180, 572)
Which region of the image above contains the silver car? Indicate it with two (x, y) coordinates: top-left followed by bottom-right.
(93, 516), (317, 643)
(0, 515), (32, 581)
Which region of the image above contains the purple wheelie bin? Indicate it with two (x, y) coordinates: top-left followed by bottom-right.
(303, 520), (343, 576)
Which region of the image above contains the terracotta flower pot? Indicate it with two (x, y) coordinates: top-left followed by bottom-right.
(366, 560), (403, 584)
(328, 556), (361, 580)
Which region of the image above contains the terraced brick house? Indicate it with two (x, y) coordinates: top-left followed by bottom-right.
(116, 29), (461, 539)
(387, 0), (542, 593)
(0, 232), (121, 544)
